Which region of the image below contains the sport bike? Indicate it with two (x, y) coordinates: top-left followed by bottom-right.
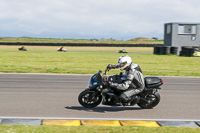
(78, 70), (163, 109)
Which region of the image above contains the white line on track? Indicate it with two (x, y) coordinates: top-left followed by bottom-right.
(0, 116), (199, 122)
(0, 73), (92, 76)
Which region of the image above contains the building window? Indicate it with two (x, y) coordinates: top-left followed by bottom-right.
(166, 25), (171, 34)
(178, 24), (196, 34)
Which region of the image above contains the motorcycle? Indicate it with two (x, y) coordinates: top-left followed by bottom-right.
(57, 47), (67, 52)
(78, 70), (163, 109)
(18, 47), (27, 51)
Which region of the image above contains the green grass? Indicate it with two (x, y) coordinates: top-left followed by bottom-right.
(0, 45), (154, 52)
(0, 46), (200, 132)
(0, 46), (200, 76)
(0, 125), (200, 133)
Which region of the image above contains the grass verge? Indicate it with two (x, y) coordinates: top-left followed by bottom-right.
(0, 46), (200, 76)
(0, 37), (164, 44)
(0, 45), (154, 52)
(0, 125), (200, 133)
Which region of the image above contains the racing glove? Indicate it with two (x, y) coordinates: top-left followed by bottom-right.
(108, 81), (118, 88)
(106, 64), (119, 71)
(106, 64), (112, 71)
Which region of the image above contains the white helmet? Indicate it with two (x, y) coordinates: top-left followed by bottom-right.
(118, 55), (132, 70)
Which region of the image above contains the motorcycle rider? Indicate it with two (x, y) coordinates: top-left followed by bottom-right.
(58, 46), (64, 51)
(106, 55), (145, 104)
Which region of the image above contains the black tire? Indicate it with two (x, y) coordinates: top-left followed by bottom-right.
(78, 90), (102, 108)
(137, 92), (160, 109)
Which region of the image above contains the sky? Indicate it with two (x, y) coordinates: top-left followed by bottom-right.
(0, 0), (200, 40)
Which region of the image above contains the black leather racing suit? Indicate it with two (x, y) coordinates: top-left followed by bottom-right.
(108, 63), (145, 101)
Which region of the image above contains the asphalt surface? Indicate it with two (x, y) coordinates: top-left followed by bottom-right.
(0, 73), (200, 120)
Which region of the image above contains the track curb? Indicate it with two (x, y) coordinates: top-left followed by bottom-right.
(0, 119), (200, 127)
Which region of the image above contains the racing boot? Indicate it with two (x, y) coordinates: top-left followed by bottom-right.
(119, 94), (131, 106)
(130, 95), (140, 105)
(120, 94), (140, 106)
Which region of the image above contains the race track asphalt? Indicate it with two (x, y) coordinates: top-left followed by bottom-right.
(0, 73), (199, 120)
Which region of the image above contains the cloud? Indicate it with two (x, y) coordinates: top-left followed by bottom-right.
(0, 0), (200, 39)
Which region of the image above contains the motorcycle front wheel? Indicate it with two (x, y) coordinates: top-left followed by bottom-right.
(137, 92), (160, 109)
(78, 90), (102, 108)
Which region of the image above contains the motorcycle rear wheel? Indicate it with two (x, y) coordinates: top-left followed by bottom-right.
(78, 90), (102, 108)
(137, 92), (160, 109)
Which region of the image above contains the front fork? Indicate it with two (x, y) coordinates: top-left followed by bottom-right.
(85, 87), (101, 100)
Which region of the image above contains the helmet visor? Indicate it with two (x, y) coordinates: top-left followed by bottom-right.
(120, 63), (126, 67)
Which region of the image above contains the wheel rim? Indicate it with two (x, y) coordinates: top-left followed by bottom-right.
(146, 94), (157, 106)
(139, 94), (158, 107)
(82, 92), (100, 105)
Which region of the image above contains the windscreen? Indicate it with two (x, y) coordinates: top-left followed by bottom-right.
(93, 72), (102, 82)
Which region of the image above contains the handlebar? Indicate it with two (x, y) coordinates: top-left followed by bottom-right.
(104, 69), (109, 75)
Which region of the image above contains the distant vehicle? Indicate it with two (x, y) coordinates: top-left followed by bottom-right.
(119, 49), (128, 53)
(18, 46), (27, 51)
(57, 47), (67, 52)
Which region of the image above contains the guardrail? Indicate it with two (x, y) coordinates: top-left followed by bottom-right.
(180, 46), (200, 57)
(153, 46), (200, 57)
(0, 42), (163, 47)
